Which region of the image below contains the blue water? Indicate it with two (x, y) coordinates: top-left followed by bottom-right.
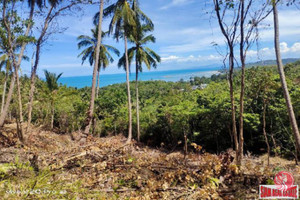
(58, 67), (221, 88)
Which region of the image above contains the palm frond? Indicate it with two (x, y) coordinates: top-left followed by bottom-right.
(103, 44), (120, 56)
(44, 70), (62, 92)
(140, 34), (156, 45)
(145, 47), (161, 63)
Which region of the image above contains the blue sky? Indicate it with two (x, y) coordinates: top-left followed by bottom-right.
(20, 0), (300, 77)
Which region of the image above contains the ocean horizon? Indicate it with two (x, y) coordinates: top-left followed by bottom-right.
(58, 67), (222, 88)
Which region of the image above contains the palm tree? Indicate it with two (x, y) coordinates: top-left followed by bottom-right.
(272, 1), (300, 153)
(83, 0), (105, 137)
(44, 70), (62, 129)
(102, 0), (137, 142)
(77, 27), (120, 97)
(118, 24), (160, 142)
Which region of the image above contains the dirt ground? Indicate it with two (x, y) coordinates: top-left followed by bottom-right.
(0, 123), (299, 199)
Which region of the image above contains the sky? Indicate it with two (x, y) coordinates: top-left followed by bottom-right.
(19, 0), (300, 77)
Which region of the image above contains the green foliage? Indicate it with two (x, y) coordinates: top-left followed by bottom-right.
(44, 70), (62, 92)
(118, 24), (160, 72)
(77, 27), (120, 70)
(0, 5), (35, 53)
(0, 159), (107, 199)
(0, 45), (299, 157)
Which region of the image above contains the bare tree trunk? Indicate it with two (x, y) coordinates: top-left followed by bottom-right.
(125, 36), (132, 143)
(15, 68), (23, 123)
(83, 0), (104, 137)
(294, 143), (299, 165)
(16, 116), (23, 143)
(263, 100), (270, 166)
(213, 0), (239, 163)
(0, 73), (15, 126)
(237, 0), (245, 166)
(273, 2), (300, 153)
(135, 58), (140, 142)
(51, 105), (54, 129)
(228, 124), (233, 149)
(270, 132), (278, 157)
(27, 5), (54, 132)
(183, 131), (188, 160)
(27, 49), (39, 131)
(229, 50), (239, 160)
(0, 1), (34, 127)
(1, 68), (8, 113)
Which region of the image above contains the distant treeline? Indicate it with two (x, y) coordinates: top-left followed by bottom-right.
(1, 61), (299, 157)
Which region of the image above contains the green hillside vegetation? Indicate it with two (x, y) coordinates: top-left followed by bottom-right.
(0, 61), (299, 199)
(1, 62), (299, 158)
(246, 58), (300, 67)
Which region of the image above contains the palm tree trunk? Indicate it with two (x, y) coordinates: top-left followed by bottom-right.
(135, 59), (140, 142)
(273, 2), (300, 153)
(1, 67), (8, 113)
(125, 36), (132, 143)
(237, 0), (245, 166)
(83, 0), (104, 136)
(263, 100), (270, 166)
(96, 68), (100, 98)
(92, 69), (101, 136)
(0, 2), (34, 127)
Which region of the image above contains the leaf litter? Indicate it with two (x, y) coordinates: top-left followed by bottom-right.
(0, 123), (299, 199)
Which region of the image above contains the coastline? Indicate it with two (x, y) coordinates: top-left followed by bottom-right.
(58, 68), (221, 88)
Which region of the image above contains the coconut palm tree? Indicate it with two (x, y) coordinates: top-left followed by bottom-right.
(118, 24), (160, 142)
(101, 0), (137, 142)
(77, 27), (120, 97)
(83, 0), (105, 137)
(272, 1), (300, 153)
(44, 70), (63, 129)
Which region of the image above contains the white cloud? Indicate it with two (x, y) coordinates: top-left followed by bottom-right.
(161, 55), (180, 62)
(247, 42), (300, 61)
(157, 9), (300, 55)
(161, 41), (300, 66)
(161, 54), (222, 63)
(290, 42), (300, 52)
(280, 42), (289, 53)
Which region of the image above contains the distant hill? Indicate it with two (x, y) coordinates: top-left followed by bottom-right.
(246, 58), (300, 67)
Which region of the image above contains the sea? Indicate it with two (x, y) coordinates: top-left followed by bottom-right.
(58, 67), (221, 88)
